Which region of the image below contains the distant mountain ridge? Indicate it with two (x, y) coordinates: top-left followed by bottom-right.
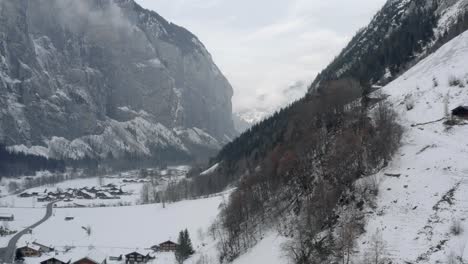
(0, 0), (235, 163)
(310, 0), (468, 90)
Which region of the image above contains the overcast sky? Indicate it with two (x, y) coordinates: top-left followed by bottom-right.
(135, 0), (386, 113)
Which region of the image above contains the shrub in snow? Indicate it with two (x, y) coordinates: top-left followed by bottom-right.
(404, 94), (415, 111)
(432, 77), (439, 87)
(448, 76), (462, 87)
(450, 219), (463, 236)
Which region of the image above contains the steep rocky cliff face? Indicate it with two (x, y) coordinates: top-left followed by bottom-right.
(0, 0), (235, 161)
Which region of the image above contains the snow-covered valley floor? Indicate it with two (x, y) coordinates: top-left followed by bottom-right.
(19, 195), (225, 264)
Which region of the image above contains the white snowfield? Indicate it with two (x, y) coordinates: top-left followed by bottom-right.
(0, 208), (44, 247)
(353, 30), (468, 263)
(20, 195), (225, 264)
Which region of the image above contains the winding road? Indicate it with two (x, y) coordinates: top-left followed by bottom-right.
(0, 202), (55, 264)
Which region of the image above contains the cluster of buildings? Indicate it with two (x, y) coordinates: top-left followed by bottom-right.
(18, 184), (128, 202)
(17, 241), (180, 264)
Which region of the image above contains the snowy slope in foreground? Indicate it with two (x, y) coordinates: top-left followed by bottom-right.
(354, 30), (468, 263)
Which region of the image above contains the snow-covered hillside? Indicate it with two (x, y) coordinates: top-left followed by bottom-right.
(352, 29), (468, 263)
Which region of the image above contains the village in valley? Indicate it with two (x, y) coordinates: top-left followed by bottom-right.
(0, 166), (223, 264)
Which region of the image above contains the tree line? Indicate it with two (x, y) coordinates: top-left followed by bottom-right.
(202, 79), (402, 263)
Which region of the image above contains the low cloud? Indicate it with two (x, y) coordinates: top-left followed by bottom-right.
(136, 0), (386, 113)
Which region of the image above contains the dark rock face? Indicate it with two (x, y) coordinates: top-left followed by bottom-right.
(0, 0), (235, 160)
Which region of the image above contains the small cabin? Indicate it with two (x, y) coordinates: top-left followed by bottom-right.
(17, 245), (42, 257)
(452, 106), (468, 118)
(0, 214), (14, 221)
(158, 241), (178, 252)
(40, 257), (71, 264)
(124, 251), (153, 264)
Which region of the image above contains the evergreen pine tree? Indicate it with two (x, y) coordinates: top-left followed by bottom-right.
(175, 229), (195, 264)
(184, 229), (194, 255)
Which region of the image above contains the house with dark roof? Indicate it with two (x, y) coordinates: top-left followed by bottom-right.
(16, 244), (42, 257)
(124, 251), (153, 264)
(452, 106), (468, 118)
(72, 250), (107, 264)
(158, 240), (178, 252)
(40, 257), (71, 264)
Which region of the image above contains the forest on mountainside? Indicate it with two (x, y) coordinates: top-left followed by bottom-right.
(312, 0), (438, 88)
(161, 79), (402, 263)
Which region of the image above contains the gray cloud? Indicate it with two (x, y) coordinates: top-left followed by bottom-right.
(135, 0), (386, 113)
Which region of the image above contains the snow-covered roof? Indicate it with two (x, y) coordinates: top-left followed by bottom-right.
(0, 213), (13, 217)
(19, 244), (41, 251)
(33, 241), (54, 250)
(72, 250), (107, 264)
(36, 255), (71, 264)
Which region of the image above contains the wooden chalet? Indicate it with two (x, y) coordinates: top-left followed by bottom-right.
(17, 244), (42, 257)
(72, 251), (107, 264)
(0, 213), (14, 221)
(158, 240), (178, 252)
(124, 251), (153, 264)
(452, 106), (468, 118)
(72, 257), (106, 264)
(40, 257), (71, 264)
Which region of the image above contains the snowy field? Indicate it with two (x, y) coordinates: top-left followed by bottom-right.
(352, 30), (468, 263)
(0, 208), (44, 247)
(19, 194), (225, 264)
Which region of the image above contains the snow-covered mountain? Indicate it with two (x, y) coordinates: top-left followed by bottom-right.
(351, 27), (468, 264)
(0, 0), (235, 162)
(232, 110), (268, 132)
(311, 0), (468, 90)
(215, 26), (468, 264)
(187, 1), (468, 263)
